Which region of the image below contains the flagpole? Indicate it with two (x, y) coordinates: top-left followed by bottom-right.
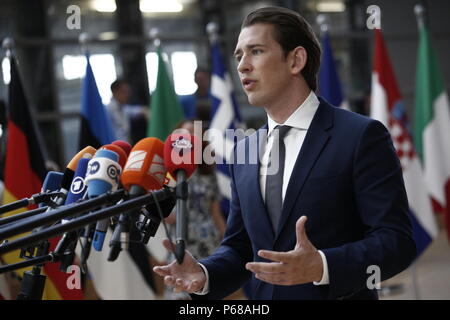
(2, 37), (14, 60)
(206, 21), (219, 45)
(149, 28), (161, 49)
(414, 4), (426, 30)
(406, 3), (429, 301)
(79, 32), (91, 56)
(316, 14), (329, 36)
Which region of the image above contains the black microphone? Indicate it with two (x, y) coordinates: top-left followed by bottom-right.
(108, 137), (167, 262)
(138, 186), (176, 244)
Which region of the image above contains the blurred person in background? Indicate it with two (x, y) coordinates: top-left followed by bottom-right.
(179, 68), (212, 124)
(107, 79), (148, 144)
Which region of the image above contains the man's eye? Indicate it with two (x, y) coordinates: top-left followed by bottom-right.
(235, 56), (242, 62)
(252, 49), (262, 55)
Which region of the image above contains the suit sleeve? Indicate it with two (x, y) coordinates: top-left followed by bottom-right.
(322, 119), (417, 299)
(193, 146), (253, 300)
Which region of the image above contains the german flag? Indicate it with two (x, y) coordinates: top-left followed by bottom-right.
(1, 57), (83, 300)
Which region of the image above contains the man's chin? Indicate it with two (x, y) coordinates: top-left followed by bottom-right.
(247, 96), (264, 107)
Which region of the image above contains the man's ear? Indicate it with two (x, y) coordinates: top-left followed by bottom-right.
(290, 46), (307, 75)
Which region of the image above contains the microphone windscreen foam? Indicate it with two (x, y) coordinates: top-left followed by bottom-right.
(61, 146), (96, 190)
(164, 134), (199, 180)
(100, 144), (128, 169)
(112, 140), (132, 157)
(41, 171), (64, 193)
(67, 146), (97, 172)
(121, 137), (166, 192)
(86, 149), (121, 198)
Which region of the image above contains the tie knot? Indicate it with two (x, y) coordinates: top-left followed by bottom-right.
(274, 125), (292, 139)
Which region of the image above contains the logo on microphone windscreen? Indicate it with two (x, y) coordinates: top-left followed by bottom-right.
(124, 150), (147, 171)
(107, 164), (120, 183)
(172, 137), (193, 156)
(70, 177), (86, 194)
(87, 161), (100, 175)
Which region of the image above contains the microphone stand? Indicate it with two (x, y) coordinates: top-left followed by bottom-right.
(0, 189), (125, 300)
(0, 187), (173, 263)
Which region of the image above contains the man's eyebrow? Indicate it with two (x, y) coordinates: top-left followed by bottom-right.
(234, 44), (266, 56)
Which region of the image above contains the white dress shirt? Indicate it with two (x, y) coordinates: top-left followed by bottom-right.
(196, 91), (329, 295)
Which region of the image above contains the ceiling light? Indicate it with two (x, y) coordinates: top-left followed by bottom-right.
(140, 0), (183, 13)
(317, 1), (345, 13)
(92, 0), (117, 13)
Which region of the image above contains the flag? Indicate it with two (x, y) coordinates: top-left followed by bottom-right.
(1, 57), (83, 299)
(414, 24), (450, 242)
(209, 42), (245, 217)
(78, 55), (158, 299)
(79, 54), (116, 149)
(318, 33), (349, 110)
(370, 30), (438, 256)
(147, 47), (184, 141)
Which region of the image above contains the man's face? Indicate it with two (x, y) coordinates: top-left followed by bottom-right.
(114, 83), (131, 105)
(195, 71), (210, 94)
(234, 23), (292, 108)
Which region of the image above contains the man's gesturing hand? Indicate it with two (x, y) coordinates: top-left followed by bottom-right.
(245, 216), (323, 285)
(153, 239), (207, 293)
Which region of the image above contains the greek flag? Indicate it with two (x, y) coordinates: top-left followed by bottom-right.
(209, 42), (244, 217)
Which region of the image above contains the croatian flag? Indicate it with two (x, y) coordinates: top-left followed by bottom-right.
(209, 42), (244, 217)
(318, 33), (349, 110)
(370, 30), (438, 256)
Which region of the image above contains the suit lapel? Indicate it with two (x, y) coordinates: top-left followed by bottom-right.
(275, 101), (334, 240)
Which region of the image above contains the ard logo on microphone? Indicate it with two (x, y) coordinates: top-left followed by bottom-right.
(70, 177), (86, 194)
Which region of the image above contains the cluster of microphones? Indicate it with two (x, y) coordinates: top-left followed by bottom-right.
(0, 133), (199, 298)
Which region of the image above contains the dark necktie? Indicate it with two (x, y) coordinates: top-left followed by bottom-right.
(265, 125), (291, 232)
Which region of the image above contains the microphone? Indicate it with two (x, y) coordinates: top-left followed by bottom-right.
(63, 158), (90, 216)
(0, 172), (64, 215)
(164, 133), (198, 263)
(55, 158), (90, 271)
(108, 137), (166, 261)
(93, 143), (128, 249)
(112, 140), (132, 157)
(41, 171), (64, 194)
(39, 171), (64, 209)
(51, 146), (97, 207)
(82, 149), (121, 261)
(139, 186), (176, 244)
(0, 172), (64, 227)
(100, 144), (127, 170)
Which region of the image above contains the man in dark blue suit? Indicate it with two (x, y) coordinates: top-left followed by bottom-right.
(154, 6), (416, 300)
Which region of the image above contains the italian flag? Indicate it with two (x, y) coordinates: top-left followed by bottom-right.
(414, 24), (450, 242)
(371, 29), (438, 255)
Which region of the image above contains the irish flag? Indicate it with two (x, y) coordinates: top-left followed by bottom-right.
(414, 24), (450, 242)
(371, 29), (438, 256)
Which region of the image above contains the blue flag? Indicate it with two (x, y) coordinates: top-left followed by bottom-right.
(209, 42), (244, 218)
(318, 34), (347, 109)
(79, 54), (116, 149)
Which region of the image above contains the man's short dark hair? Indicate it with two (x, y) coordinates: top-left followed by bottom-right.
(241, 6), (321, 91)
(110, 79), (128, 92)
(194, 67), (210, 77)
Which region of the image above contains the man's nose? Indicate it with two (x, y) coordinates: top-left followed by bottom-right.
(237, 55), (252, 73)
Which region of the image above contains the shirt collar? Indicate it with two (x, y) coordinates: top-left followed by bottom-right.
(267, 91), (320, 137)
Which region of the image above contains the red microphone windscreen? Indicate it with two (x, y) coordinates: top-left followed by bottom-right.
(121, 137), (166, 191)
(164, 134), (199, 180)
(112, 140), (132, 157)
(100, 144), (128, 169)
